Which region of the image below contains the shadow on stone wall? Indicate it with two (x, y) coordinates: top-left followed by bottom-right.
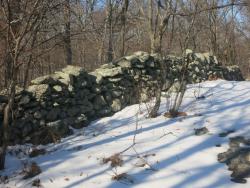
(0, 51), (244, 145)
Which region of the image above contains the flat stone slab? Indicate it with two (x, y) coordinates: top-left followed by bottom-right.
(194, 127), (209, 136)
(218, 136), (250, 184)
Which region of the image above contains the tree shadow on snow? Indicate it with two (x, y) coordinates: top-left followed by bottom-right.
(4, 81), (250, 188)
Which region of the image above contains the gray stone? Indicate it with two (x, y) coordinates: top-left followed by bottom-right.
(67, 107), (80, 117)
(39, 120), (46, 126)
(58, 111), (67, 119)
(219, 130), (235, 137)
(28, 84), (50, 98)
(47, 120), (70, 136)
(108, 77), (122, 82)
(79, 102), (93, 113)
(120, 95), (126, 105)
(98, 107), (112, 116)
(146, 61), (155, 67)
(31, 74), (59, 85)
(62, 65), (84, 76)
(245, 152), (250, 162)
(92, 86), (101, 94)
(34, 111), (42, 119)
(134, 63), (144, 69)
(137, 53), (150, 62)
(124, 54), (138, 61)
(117, 59), (131, 68)
(89, 72), (103, 84)
(22, 123), (33, 137)
(53, 85), (62, 92)
(111, 90), (122, 97)
(93, 95), (107, 110)
(68, 85), (73, 92)
(96, 67), (123, 77)
(71, 114), (89, 129)
(101, 63), (116, 69)
(53, 102), (60, 107)
(194, 127), (209, 136)
(218, 136), (250, 182)
(46, 108), (60, 121)
(126, 51), (150, 62)
(106, 83), (115, 89)
(76, 89), (91, 99)
(19, 95), (31, 105)
(195, 67), (200, 73)
(55, 71), (72, 85)
(75, 80), (88, 88)
(104, 92), (113, 103)
(111, 99), (122, 112)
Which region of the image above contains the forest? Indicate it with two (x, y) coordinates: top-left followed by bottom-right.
(0, 0), (249, 89)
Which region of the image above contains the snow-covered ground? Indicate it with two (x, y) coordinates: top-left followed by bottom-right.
(1, 80), (250, 188)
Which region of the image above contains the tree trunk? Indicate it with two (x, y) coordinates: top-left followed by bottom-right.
(149, 85), (162, 118)
(23, 32), (37, 89)
(107, 0), (113, 62)
(0, 104), (9, 170)
(0, 77), (16, 170)
(149, 57), (167, 118)
(170, 53), (191, 115)
(120, 0), (129, 57)
(64, 0), (72, 65)
(150, 36), (162, 54)
(4, 54), (12, 88)
(171, 80), (187, 114)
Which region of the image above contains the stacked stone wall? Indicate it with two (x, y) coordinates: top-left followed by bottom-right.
(0, 51), (244, 145)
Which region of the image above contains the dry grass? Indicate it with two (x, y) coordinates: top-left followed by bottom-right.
(23, 162), (42, 179)
(208, 75), (222, 81)
(111, 172), (134, 184)
(102, 153), (123, 167)
(0, 175), (8, 184)
(32, 179), (42, 187)
(164, 111), (187, 118)
(29, 148), (46, 158)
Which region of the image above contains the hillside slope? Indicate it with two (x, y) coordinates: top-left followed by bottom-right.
(1, 80), (250, 188)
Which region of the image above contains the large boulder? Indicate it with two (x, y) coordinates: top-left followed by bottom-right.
(28, 84), (50, 99)
(61, 65), (84, 76)
(31, 75), (60, 85)
(93, 95), (107, 110)
(95, 67), (123, 77)
(223, 65), (244, 81)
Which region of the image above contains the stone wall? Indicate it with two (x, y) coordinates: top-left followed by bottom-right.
(0, 51), (244, 145)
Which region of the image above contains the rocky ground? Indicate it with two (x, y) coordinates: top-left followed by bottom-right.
(218, 136), (250, 183)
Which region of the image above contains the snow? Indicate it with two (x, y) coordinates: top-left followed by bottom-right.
(1, 80), (250, 188)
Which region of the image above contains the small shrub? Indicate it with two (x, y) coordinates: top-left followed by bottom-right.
(23, 162), (42, 179)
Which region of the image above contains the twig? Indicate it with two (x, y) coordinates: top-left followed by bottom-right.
(158, 131), (177, 140)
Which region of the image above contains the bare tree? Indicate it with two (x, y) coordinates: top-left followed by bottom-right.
(63, 0), (72, 65)
(0, 0), (58, 170)
(120, 0), (129, 56)
(106, 0), (114, 62)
